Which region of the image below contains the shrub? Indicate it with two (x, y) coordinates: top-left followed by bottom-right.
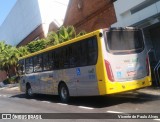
(3, 76), (19, 84)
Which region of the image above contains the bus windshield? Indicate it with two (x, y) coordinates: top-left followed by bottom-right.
(106, 30), (144, 54)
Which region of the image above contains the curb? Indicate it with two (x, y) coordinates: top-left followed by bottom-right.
(137, 87), (160, 95)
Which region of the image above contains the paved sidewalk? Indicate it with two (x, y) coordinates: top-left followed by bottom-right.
(137, 86), (160, 95)
(0, 83), (19, 91)
(0, 84), (160, 96)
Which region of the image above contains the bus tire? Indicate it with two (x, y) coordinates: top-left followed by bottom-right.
(26, 83), (33, 98)
(59, 83), (70, 103)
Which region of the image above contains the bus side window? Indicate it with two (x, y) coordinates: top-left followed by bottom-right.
(52, 51), (55, 69)
(87, 36), (98, 65)
(18, 60), (25, 75)
(43, 52), (53, 71)
(25, 57), (33, 74)
(69, 45), (76, 68)
(48, 51), (54, 70)
(52, 51), (56, 69)
(54, 49), (60, 69)
(80, 41), (88, 66)
(34, 55), (42, 72)
(74, 42), (81, 67)
(63, 47), (69, 68)
(59, 49), (64, 69)
(43, 53), (49, 71)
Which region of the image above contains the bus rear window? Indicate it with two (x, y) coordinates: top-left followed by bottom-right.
(106, 30), (144, 54)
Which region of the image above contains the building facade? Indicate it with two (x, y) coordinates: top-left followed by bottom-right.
(64, 0), (116, 33)
(0, 0), (68, 46)
(112, 0), (160, 56)
(0, 71), (7, 82)
(112, 0), (160, 84)
(0, 0), (68, 82)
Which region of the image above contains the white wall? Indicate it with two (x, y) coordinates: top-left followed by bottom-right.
(38, 0), (69, 36)
(0, 0), (42, 46)
(0, 0), (69, 46)
(112, 0), (160, 27)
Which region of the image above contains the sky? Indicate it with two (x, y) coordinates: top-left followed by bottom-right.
(42, 0), (69, 26)
(0, 0), (17, 25)
(0, 0), (69, 26)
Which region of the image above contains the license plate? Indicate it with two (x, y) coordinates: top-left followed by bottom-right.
(127, 71), (136, 76)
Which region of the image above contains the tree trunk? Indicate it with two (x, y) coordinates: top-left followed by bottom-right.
(13, 66), (18, 76)
(5, 69), (10, 78)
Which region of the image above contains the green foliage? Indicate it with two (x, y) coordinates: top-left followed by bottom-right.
(47, 31), (59, 45)
(47, 25), (86, 45)
(0, 25), (86, 81)
(57, 25), (79, 43)
(3, 76), (19, 84)
(0, 41), (29, 78)
(0, 41), (7, 52)
(0, 42), (15, 71)
(58, 26), (69, 43)
(26, 39), (49, 53)
(3, 78), (10, 84)
(67, 26), (76, 39)
(17, 46), (29, 57)
(77, 30), (87, 37)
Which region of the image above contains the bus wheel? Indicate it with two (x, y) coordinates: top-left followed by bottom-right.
(59, 83), (70, 103)
(26, 84), (33, 98)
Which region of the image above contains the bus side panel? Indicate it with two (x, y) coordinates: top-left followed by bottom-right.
(53, 68), (78, 96)
(20, 75), (25, 92)
(95, 33), (108, 95)
(74, 66), (99, 96)
(54, 66), (99, 97)
(38, 71), (55, 94)
(20, 73), (40, 94)
(20, 66), (99, 97)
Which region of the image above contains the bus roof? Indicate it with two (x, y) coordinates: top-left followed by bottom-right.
(19, 29), (102, 60)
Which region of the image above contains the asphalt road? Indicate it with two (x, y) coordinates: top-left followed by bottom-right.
(0, 86), (160, 122)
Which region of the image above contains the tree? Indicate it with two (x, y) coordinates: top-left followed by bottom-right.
(77, 30), (86, 37)
(0, 41), (29, 78)
(0, 25), (86, 78)
(0, 44), (15, 78)
(26, 39), (49, 53)
(47, 31), (59, 45)
(17, 46), (29, 57)
(0, 41), (6, 52)
(47, 25), (86, 45)
(67, 25), (76, 40)
(58, 26), (76, 43)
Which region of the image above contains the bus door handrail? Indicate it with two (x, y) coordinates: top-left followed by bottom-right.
(147, 48), (152, 54)
(148, 48), (159, 86)
(147, 48), (157, 61)
(156, 62), (160, 86)
(154, 60), (160, 86)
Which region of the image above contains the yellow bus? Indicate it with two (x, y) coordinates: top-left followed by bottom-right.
(18, 27), (152, 103)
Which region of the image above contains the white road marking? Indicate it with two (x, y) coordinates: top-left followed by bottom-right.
(0, 94), (10, 98)
(41, 101), (51, 103)
(0, 88), (5, 90)
(57, 103), (67, 106)
(2, 95), (7, 97)
(107, 111), (124, 113)
(154, 119), (160, 121)
(78, 106), (94, 110)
